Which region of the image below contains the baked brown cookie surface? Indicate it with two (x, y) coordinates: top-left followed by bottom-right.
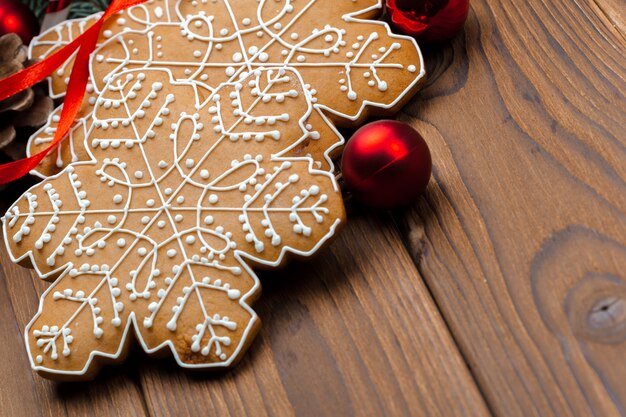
(5, 0), (424, 380)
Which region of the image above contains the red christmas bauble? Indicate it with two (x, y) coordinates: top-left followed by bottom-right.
(0, 0), (40, 44)
(386, 0), (469, 44)
(342, 120), (431, 209)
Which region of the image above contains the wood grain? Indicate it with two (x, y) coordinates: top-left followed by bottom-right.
(0, 215), (490, 416)
(0, 0), (624, 415)
(394, 0), (626, 416)
(134, 214), (490, 417)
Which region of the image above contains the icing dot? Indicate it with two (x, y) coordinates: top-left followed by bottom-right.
(208, 194), (218, 204)
(107, 215), (117, 224)
(167, 249), (177, 258)
(117, 238), (126, 248)
(408, 65), (417, 73)
(113, 194), (123, 204)
(134, 171), (144, 179)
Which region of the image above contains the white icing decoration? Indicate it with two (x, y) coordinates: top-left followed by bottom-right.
(8, 0), (424, 378)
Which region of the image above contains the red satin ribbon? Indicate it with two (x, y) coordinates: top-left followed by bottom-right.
(0, 0), (147, 184)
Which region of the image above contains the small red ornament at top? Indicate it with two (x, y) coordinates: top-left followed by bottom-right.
(0, 0), (40, 44)
(341, 120), (432, 210)
(386, 0), (469, 44)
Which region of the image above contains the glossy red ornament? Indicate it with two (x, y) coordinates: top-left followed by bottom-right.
(386, 0), (469, 44)
(0, 0), (40, 44)
(342, 120), (431, 209)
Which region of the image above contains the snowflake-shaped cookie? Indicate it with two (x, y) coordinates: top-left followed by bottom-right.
(4, 0), (424, 380)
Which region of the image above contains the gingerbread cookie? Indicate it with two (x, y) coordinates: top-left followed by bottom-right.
(4, 0), (424, 380)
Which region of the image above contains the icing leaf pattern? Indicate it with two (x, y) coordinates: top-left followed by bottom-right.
(27, 5), (181, 178)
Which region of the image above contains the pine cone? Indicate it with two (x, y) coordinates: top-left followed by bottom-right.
(0, 33), (54, 196)
(0, 33), (54, 162)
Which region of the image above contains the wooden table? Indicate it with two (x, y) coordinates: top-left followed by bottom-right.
(1, 1), (624, 416)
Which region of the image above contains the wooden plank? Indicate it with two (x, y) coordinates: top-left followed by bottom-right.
(0, 263), (43, 417)
(590, 0), (625, 35)
(0, 245), (149, 417)
(135, 214), (491, 417)
(394, 0), (626, 416)
(1, 0), (622, 415)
